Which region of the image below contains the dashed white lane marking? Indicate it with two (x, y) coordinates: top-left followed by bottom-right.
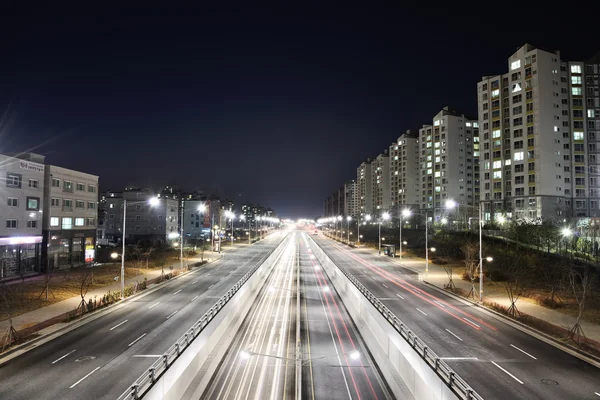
(397, 294), (404, 300)
(434, 300), (446, 308)
(69, 366), (101, 388)
(416, 308), (427, 316)
(594, 392), (600, 396)
(371, 275), (377, 279)
(491, 361), (524, 384)
(445, 329), (463, 341)
(464, 318), (481, 328)
(128, 333), (147, 347)
(166, 310), (179, 319)
(192, 280), (198, 284)
(52, 349), (76, 364)
(382, 283), (389, 289)
(190, 295), (199, 302)
(148, 302), (160, 309)
(208, 284), (214, 289)
(510, 344), (537, 360)
(219, 277), (225, 281)
(173, 289), (182, 295)
(109, 320), (128, 331)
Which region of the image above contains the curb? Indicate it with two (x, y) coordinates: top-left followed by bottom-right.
(421, 279), (600, 369)
(0, 257), (220, 366)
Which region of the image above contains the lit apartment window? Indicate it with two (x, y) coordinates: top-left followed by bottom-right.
(75, 217), (85, 226)
(571, 65), (581, 74)
(514, 151), (524, 161)
(50, 217), (59, 227)
(62, 217), (73, 230)
(511, 60), (521, 70)
(572, 87), (582, 96)
(574, 131), (584, 141)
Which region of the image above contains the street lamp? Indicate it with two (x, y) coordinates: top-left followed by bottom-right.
(446, 198), (483, 303)
(346, 216), (352, 243)
(359, 214), (371, 245)
(399, 208), (411, 259)
(378, 212), (390, 255)
(120, 196), (159, 299)
(225, 210), (235, 246)
(337, 216), (342, 241)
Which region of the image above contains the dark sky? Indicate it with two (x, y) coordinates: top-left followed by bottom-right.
(1, 5), (599, 218)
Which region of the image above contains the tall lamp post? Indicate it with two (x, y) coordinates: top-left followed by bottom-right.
(399, 208), (411, 259)
(337, 216), (342, 241)
(378, 212), (390, 255)
(240, 215), (250, 244)
(346, 216), (352, 243)
(225, 210), (235, 246)
(445, 199), (483, 302)
(120, 196), (159, 299)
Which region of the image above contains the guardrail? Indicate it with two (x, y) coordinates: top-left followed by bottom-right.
(310, 239), (483, 400)
(116, 239), (286, 400)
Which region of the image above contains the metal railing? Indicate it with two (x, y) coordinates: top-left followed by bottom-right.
(309, 238), (483, 400)
(116, 237), (288, 400)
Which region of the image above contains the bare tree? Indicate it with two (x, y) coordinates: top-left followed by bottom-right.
(566, 268), (595, 346)
(0, 283), (21, 351)
(503, 252), (527, 317)
(443, 263), (456, 291)
(142, 247), (155, 269)
(461, 242), (479, 299)
(537, 259), (566, 307)
(37, 264), (57, 302)
(74, 272), (93, 316)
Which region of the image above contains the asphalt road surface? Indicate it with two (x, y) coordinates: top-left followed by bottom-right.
(0, 232), (287, 400)
(313, 234), (600, 400)
(203, 231), (394, 400)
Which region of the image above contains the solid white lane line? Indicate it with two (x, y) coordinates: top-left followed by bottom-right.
(434, 300), (446, 308)
(416, 308), (427, 316)
(491, 361), (524, 384)
(109, 320), (128, 331)
(52, 349), (76, 364)
(128, 333), (147, 347)
(190, 295), (199, 302)
(208, 284), (214, 289)
(382, 283), (389, 289)
(397, 294), (405, 300)
(132, 355), (161, 358)
(166, 310), (179, 319)
(464, 317), (481, 328)
(69, 366), (101, 388)
(173, 289), (182, 295)
(445, 329), (463, 342)
(510, 344), (537, 360)
(148, 302), (160, 309)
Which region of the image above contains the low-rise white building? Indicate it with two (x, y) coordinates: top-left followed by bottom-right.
(0, 153), (46, 279)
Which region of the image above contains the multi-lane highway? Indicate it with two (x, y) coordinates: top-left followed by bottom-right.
(203, 232), (394, 400)
(312, 234), (600, 400)
(0, 232), (286, 400)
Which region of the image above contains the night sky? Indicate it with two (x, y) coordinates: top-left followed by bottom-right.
(1, 5), (598, 218)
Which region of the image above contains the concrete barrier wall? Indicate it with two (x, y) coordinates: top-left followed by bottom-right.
(141, 237), (289, 400)
(308, 238), (472, 400)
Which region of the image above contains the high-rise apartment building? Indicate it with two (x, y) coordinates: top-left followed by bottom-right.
(584, 53), (600, 216)
(389, 130), (420, 212)
(356, 159), (372, 216)
(419, 107), (479, 217)
(371, 151), (390, 214)
(477, 43), (599, 221)
(344, 180), (357, 216)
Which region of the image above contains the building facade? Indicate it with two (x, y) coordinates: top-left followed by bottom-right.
(419, 107), (479, 218)
(389, 130), (420, 213)
(584, 53), (600, 216)
(356, 159), (372, 217)
(371, 151), (390, 214)
(102, 188), (179, 245)
(42, 165), (98, 271)
(0, 153), (46, 279)
(478, 44), (577, 221)
(182, 200), (210, 241)
(344, 180), (357, 216)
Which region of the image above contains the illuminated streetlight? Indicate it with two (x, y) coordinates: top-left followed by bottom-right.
(486, 256), (494, 262)
(441, 217), (448, 225)
(378, 212), (390, 255)
(399, 208), (411, 259)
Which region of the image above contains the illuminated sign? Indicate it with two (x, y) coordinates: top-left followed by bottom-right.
(19, 160), (45, 173)
(0, 236), (43, 246)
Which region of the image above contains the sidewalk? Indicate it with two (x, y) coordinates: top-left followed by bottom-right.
(0, 248), (227, 334)
(357, 244), (600, 344)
